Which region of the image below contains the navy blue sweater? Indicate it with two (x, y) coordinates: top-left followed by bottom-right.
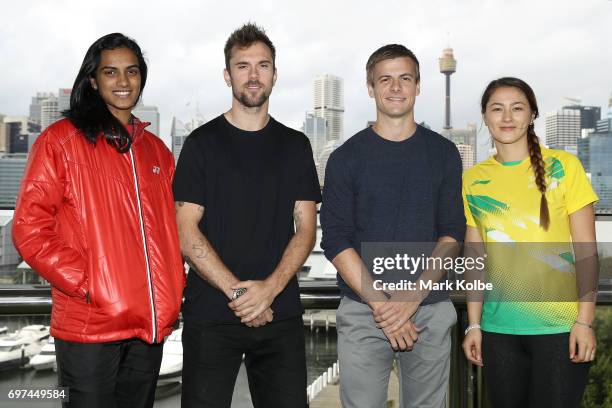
(320, 125), (466, 304)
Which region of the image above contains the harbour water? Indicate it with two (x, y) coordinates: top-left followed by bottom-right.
(0, 315), (338, 408)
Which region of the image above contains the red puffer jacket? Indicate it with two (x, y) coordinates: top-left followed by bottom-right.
(12, 118), (185, 344)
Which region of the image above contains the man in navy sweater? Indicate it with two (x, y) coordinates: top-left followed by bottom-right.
(321, 44), (465, 407)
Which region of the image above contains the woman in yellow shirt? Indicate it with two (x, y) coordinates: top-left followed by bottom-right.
(461, 77), (597, 407)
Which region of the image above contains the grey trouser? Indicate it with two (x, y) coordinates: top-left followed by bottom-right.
(336, 297), (457, 408)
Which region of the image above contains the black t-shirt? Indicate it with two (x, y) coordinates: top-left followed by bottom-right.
(173, 115), (321, 324)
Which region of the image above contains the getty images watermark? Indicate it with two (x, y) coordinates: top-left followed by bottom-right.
(371, 252), (492, 292)
(359, 242), (603, 303)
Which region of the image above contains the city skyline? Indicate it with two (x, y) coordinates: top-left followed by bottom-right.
(0, 0), (610, 162)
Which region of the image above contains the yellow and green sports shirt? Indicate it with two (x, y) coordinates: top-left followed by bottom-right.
(462, 147), (598, 335)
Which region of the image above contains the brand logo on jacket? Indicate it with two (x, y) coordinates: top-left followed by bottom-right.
(152, 166), (160, 174)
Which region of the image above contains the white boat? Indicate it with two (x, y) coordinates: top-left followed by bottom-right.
(157, 328), (182, 385)
(30, 336), (55, 371)
(0, 325), (49, 371)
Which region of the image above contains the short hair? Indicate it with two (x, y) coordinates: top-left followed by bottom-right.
(366, 44), (420, 85)
(224, 23), (276, 70)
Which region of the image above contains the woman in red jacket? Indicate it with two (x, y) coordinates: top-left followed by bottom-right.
(12, 33), (185, 408)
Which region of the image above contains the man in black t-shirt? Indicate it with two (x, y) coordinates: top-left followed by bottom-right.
(173, 23), (320, 408)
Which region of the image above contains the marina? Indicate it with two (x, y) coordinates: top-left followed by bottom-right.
(29, 336), (55, 371)
(0, 315), (339, 408)
(0, 325), (49, 372)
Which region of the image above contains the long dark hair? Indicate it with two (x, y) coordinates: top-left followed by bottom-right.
(481, 77), (550, 230)
(63, 33), (147, 153)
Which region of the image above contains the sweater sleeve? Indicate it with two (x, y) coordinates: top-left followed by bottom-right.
(436, 143), (466, 241)
(320, 149), (356, 261)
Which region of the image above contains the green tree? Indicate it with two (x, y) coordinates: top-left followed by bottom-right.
(582, 307), (612, 408)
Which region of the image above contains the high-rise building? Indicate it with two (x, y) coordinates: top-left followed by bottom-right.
(578, 130), (612, 213)
(563, 104), (601, 130)
(29, 89), (70, 129)
(0, 154), (28, 208)
(303, 112), (327, 163)
(578, 134), (591, 173)
(546, 105), (601, 154)
(596, 98), (611, 133)
(170, 117), (188, 163)
(439, 47), (457, 130)
(316, 139), (340, 187)
(456, 144), (475, 171)
(441, 123), (476, 152)
(29, 92), (53, 125)
(313, 74), (344, 142)
(596, 117), (611, 133)
(170, 116), (204, 163)
(3, 116), (40, 154)
(546, 108), (581, 153)
(58, 88), (72, 113)
(441, 123), (477, 170)
(133, 101), (160, 136)
(0, 114), (6, 153)
(597, 93), (612, 133)
(0, 210), (19, 266)
(40, 95), (59, 130)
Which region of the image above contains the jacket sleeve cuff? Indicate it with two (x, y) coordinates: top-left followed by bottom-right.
(74, 278), (88, 299)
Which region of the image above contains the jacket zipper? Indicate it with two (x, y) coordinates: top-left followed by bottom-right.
(129, 147), (158, 343)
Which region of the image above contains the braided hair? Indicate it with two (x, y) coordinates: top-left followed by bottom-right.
(527, 121), (550, 229)
(481, 77), (549, 230)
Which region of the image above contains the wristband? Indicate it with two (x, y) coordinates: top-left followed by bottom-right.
(574, 320), (592, 329)
(464, 324), (481, 336)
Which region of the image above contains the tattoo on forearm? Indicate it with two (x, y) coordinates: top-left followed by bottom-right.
(192, 239), (211, 260)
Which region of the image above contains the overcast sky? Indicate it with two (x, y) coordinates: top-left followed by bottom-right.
(1, 0), (610, 161)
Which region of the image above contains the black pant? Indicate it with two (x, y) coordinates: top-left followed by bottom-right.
(181, 316), (307, 408)
(482, 331), (590, 408)
(55, 338), (163, 408)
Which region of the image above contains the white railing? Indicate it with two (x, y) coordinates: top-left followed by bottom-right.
(307, 361), (340, 403)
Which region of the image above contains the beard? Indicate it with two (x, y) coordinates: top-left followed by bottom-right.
(232, 81), (271, 108)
